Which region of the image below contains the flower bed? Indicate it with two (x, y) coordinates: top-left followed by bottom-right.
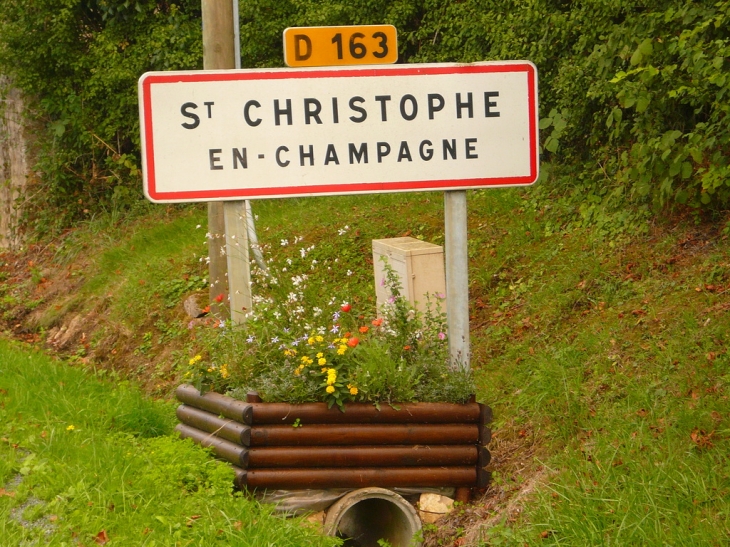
(186, 259), (474, 410)
(174, 384), (492, 492)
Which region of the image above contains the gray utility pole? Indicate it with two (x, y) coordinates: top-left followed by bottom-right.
(201, 0), (252, 322)
(445, 190), (470, 371)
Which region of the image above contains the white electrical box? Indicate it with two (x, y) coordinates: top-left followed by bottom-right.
(372, 237), (447, 314)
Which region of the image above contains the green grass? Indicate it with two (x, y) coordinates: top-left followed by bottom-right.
(7, 187), (730, 545)
(0, 338), (338, 546)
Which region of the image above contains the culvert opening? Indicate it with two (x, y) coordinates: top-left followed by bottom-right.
(324, 488), (421, 547)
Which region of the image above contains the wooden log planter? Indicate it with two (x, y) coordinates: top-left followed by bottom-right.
(174, 384), (492, 493)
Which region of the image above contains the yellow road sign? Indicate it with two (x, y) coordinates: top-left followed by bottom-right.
(283, 25), (398, 67)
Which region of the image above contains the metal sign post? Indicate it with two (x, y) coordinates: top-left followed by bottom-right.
(445, 190), (470, 370)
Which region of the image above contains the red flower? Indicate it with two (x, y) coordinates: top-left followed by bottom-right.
(215, 293), (225, 303)
(403, 345), (411, 351)
(341, 303), (352, 312)
(359, 326), (369, 334)
(347, 337), (360, 348)
(372, 318), (383, 327)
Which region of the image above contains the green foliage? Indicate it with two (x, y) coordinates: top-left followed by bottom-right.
(0, 0), (203, 236)
(1, 0), (728, 235)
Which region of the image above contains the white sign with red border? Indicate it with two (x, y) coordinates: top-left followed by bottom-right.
(138, 62), (538, 203)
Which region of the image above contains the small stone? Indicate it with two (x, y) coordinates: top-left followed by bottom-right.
(418, 493), (454, 524)
(184, 295), (206, 318)
(304, 511), (325, 528)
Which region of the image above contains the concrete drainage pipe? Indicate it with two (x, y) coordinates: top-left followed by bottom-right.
(324, 487), (422, 547)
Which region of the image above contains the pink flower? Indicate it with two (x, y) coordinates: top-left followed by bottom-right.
(438, 332), (446, 340)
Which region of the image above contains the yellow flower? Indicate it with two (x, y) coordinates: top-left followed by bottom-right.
(66, 425), (75, 431)
(316, 352), (324, 358)
(326, 369), (337, 385)
(308, 337), (315, 345)
(318, 357), (327, 366)
(220, 364), (229, 379)
(207, 368), (213, 372)
(321, 367), (328, 373)
(315, 335), (324, 342)
(326, 386), (335, 394)
(188, 355), (202, 365)
(349, 387), (358, 396)
(337, 345), (347, 355)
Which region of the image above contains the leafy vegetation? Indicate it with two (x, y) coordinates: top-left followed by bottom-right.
(188, 258), (472, 407)
(1, 0), (728, 238)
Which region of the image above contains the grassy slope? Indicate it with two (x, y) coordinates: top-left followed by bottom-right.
(1, 188), (729, 545)
(0, 338), (337, 546)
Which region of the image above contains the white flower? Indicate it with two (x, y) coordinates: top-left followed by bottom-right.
(281, 239), (289, 246)
(347, 270), (353, 276)
(196, 224), (201, 229)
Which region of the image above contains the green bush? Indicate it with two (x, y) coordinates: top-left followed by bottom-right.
(1, 0), (727, 236)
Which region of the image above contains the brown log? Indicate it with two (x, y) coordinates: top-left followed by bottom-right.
(246, 391), (262, 403)
(251, 401), (481, 425)
(242, 466), (477, 489)
(477, 466), (491, 489)
(478, 403), (493, 426)
(175, 423), (249, 468)
(175, 384), (252, 424)
(248, 445), (477, 468)
(478, 445), (491, 468)
(454, 487), (472, 504)
(232, 465), (247, 490)
(176, 405), (251, 446)
(250, 423), (479, 447)
(479, 427), (492, 446)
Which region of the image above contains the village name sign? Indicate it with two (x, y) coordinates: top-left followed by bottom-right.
(139, 62), (538, 203)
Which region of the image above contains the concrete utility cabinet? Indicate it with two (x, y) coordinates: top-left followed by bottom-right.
(372, 237), (446, 314)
